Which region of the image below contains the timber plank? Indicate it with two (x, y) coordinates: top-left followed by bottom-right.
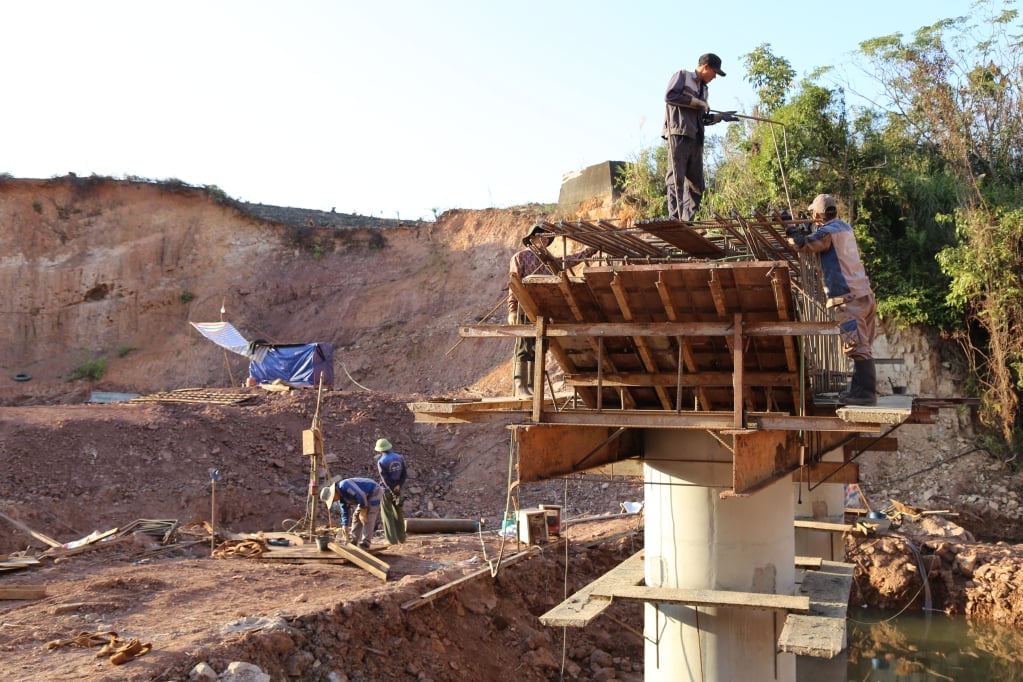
(793, 519), (853, 533)
(0, 555), (41, 573)
(327, 542), (389, 580)
(795, 556), (823, 569)
(791, 461), (859, 485)
(539, 550), (645, 627)
(402, 547), (541, 612)
(0, 584), (47, 600)
(590, 585), (809, 613)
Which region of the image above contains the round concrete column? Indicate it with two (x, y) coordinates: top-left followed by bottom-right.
(643, 429), (796, 681)
(793, 444), (847, 561)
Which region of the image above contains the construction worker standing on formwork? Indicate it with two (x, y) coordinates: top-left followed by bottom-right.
(320, 477), (382, 549)
(508, 225), (598, 397)
(508, 225), (555, 397)
(662, 53), (737, 221)
(373, 438), (407, 545)
(786, 194), (878, 405)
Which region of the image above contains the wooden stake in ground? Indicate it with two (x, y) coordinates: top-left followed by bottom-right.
(304, 375), (332, 538)
(209, 468), (220, 553)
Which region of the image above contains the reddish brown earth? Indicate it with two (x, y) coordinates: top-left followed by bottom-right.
(1, 176), (1023, 680)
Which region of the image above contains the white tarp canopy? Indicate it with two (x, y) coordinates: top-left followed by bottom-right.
(190, 321), (267, 362)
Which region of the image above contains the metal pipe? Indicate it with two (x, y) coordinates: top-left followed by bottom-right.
(404, 518), (481, 534)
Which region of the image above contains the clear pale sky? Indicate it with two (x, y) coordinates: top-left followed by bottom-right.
(1, 1), (978, 221)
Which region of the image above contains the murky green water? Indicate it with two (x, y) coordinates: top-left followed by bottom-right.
(846, 608), (1023, 680)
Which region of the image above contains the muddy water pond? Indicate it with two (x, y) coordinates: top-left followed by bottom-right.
(845, 608), (1023, 680)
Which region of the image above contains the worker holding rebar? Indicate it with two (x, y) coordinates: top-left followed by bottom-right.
(786, 194), (878, 405)
(373, 437), (408, 544)
(507, 224), (597, 397)
(320, 477), (383, 549)
(662, 53), (737, 221)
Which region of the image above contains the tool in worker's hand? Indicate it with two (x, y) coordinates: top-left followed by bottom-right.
(709, 109), (785, 126)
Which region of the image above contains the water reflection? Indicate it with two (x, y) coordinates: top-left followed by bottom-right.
(847, 608), (1023, 680)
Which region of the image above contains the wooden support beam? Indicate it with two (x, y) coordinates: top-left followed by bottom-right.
(458, 321), (840, 339)
(402, 546), (540, 612)
(732, 312), (743, 429)
(793, 519), (853, 534)
(0, 585), (47, 600)
(730, 429), (800, 495)
(540, 550), (645, 627)
(514, 423), (633, 483)
(795, 556), (823, 569)
(327, 542), (389, 581)
(791, 461), (859, 485)
(532, 316), (547, 422)
(610, 273), (673, 410)
(563, 370), (799, 388)
(591, 585), (809, 613)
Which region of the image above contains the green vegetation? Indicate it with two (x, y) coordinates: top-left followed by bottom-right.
(179, 290), (196, 303)
(616, 1), (1023, 450)
(67, 358), (107, 382)
(116, 344), (137, 358)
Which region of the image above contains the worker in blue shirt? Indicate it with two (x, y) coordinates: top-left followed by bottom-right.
(320, 477), (382, 549)
(374, 438), (408, 544)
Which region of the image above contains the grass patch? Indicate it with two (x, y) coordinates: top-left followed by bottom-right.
(67, 358), (107, 381)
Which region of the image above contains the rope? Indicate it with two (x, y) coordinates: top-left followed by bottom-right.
(485, 431), (520, 578)
(336, 356), (376, 392)
(211, 539), (266, 559)
(860, 446), (989, 490)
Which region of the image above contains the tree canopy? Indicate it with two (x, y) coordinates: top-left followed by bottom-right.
(617, 0), (1023, 451)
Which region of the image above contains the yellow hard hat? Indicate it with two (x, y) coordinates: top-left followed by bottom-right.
(374, 438), (392, 452)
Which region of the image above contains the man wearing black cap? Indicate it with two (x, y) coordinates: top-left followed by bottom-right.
(662, 53), (735, 221)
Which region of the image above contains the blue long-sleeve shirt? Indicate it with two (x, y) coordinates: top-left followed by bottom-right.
(333, 477), (381, 528)
(376, 451), (407, 492)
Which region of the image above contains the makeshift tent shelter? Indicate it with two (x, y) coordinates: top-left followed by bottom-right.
(191, 321), (334, 388)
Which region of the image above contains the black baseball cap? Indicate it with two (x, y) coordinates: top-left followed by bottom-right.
(698, 53), (726, 77)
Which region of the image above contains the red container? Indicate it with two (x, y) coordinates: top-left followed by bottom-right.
(540, 504), (562, 537)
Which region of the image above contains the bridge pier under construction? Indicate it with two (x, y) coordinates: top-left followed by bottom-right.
(409, 214), (965, 679)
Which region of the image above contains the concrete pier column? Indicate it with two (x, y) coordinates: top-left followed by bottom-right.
(793, 444), (847, 562)
(643, 430), (796, 681)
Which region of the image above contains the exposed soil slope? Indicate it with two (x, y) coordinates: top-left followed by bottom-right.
(3, 176), (1023, 680)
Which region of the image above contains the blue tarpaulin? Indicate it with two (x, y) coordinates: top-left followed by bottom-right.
(248, 343), (334, 388)
(191, 321), (333, 387)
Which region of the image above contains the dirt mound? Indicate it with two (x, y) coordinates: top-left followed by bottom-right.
(0, 517), (645, 681)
